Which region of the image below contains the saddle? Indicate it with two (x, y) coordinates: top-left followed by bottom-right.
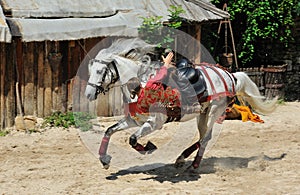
(175, 59), (207, 103)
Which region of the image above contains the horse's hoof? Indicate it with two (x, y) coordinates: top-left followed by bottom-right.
(186, 165), (199, 174)
(145, 141), (157, 154)
(99, 154), (112, 169)
(174, 155), (185, 168)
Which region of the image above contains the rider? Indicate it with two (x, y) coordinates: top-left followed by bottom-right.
(126, 52), (201, 118)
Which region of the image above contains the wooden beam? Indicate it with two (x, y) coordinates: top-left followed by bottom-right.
(195, 24), (201, 64)
(37, 43), (44, 117)
(44, 41), (53, 116)
(23, 42), (35, 115)
(0, 43), (6, 128)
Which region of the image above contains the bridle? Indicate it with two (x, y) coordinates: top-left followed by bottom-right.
(87, 59), (120, 95)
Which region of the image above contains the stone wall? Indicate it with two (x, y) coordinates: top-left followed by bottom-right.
(284, 57), (300, 101)
(284, 17), (300, 101)
(269, 17), (300, 101)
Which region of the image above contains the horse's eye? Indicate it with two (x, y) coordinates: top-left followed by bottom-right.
(97, 70), (102, 74)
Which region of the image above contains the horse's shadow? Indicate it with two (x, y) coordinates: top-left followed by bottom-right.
(106, 153), (286, 183)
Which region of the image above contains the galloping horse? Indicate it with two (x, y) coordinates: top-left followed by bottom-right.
(85, 38), (277, 170)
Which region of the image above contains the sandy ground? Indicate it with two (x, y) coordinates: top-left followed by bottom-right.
(0, 102), (300, 195)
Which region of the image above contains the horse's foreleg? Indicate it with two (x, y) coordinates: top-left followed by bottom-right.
(129, 113), (166, 153)
(99, 115), (137, 169)
(129, 121), (156, 153)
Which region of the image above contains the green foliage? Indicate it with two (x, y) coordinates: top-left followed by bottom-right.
(138, 5), (185, 49)
(277, 98), (286, 105)
(168, 5), (185, 28)
(294, 1), (300, 16)
(0, 129), (10, 136)
(43, 111), (95, 131)
(138, 15), (163, 46)
(211, 0), (297, 65)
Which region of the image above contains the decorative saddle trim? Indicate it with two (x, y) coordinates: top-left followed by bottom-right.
(197, 63), (235, 101)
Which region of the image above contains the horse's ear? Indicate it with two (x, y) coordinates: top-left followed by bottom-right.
(125, 49), (137, 59)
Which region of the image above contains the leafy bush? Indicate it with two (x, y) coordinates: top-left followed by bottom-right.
(138, 5), (185, 49)
(211, 0), (298, 65)
(0, 129), (10, 136)
(277, 98), (286, 105)
(43, 111), (96, 131)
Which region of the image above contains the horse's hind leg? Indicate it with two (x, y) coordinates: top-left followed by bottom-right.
(175, 111), (207, 168)
(174, 133), (211, 169)
(190, 100), (227, 169)
(99, 115), (137, 169)
(190, 129), (212, 169)
(175, 141), (200, 167)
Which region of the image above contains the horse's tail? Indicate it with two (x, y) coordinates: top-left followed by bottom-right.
(233, 72), (277, 115)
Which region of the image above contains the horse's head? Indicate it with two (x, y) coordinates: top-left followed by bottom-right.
(85, 58), (119, 101)
(85, 38), (156, 101)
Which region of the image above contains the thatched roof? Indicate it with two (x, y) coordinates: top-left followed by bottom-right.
(0, 0), (229, 42)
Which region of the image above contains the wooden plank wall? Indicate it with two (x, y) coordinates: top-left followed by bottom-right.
(70, 38), (124, 117)
(0, 37), (124, 129)
(0, 42), (16, 129)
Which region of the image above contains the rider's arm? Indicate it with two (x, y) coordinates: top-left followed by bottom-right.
(146, 66), (168, 87)
(145, 52), (174, 87)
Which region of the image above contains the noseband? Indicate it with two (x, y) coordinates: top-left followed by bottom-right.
(87, 59), (120, 95)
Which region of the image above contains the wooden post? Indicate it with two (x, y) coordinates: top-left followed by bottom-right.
(5, 42), (16, 127)
(0, 43), (6, 128)
(23, 42), (35, 115)
(15, 38), (23, 116)
(70, 41), (81, 112)
(217, 3), (238, 70)
(44, 41), (53, 116)
(37, 43), (44, 117)
(49, 41), (63, 112)
(195, 24), (201, 64)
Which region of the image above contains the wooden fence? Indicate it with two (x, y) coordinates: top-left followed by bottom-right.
(240, 65), (287, 99)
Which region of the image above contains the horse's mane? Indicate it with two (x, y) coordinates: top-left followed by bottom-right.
(95, 38), (156, 63)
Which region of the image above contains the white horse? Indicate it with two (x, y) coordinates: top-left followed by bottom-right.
(85, 38), (277, 170)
